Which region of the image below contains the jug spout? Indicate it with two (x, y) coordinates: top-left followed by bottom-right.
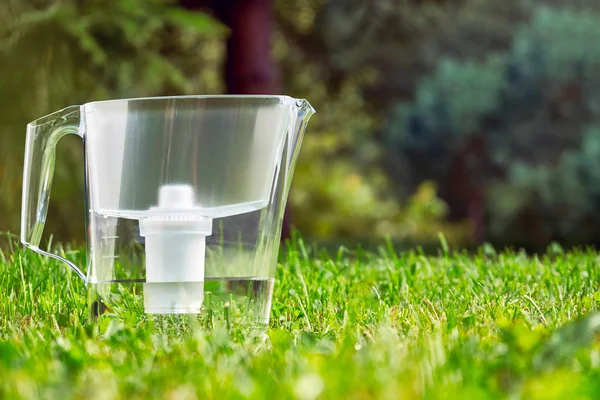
(297, 98), (315, 118)
(294, 99), (315, 144)
(286, 99), (315, 176)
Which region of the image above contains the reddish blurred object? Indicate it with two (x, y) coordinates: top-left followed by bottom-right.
(181, 0), (293, 240)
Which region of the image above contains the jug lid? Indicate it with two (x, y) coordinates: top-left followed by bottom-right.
(84, 94), (305, 107)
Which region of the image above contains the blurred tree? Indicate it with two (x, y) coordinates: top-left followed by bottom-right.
(274, 0), (600, 248)
(274, 0), (530, 243)
(0, 0), (226, 243)
(274, 0), (528, 104)
(385, 6), (600, 248)
(180, 0), (301, 239)
(271, 0), (473, 244)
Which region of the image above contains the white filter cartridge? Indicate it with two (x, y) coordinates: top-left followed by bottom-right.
(139, 185), (212, 314)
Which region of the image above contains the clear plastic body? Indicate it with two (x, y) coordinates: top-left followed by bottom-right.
(21, 96), (314, 326)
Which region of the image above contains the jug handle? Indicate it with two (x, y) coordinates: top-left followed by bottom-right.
(21, 105), (87, 283)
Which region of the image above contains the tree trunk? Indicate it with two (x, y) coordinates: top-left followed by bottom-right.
(180, 0), (293, 240)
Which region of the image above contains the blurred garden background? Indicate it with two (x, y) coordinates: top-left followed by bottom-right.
(2, 0), (600, 251)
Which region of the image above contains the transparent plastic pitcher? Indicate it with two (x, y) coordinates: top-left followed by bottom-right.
(21, 95), (314, 326)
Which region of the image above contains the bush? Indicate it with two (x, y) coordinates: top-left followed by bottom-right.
(385, 5), (600, 247)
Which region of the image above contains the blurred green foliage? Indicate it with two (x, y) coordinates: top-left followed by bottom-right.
(287, 80), (469, 243)
(0, 0), (226, 242)
(273, 0), (471, 245)
(386, 5), (600, 248)
(0, 0), (465, 247)
(10, 0), (600, 248)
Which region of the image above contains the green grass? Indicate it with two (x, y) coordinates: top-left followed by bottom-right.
(1, 236), (600, 399)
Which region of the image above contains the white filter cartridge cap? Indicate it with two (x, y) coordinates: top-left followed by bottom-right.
(158, 184), (195, 209)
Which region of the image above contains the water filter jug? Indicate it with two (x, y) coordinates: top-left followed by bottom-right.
(21, 95), (314, 325)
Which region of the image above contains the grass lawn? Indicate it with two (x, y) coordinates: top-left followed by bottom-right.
(1, 237), (600, 399)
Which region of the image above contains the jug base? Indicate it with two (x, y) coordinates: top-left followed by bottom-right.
(88, 277), (274, 329)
